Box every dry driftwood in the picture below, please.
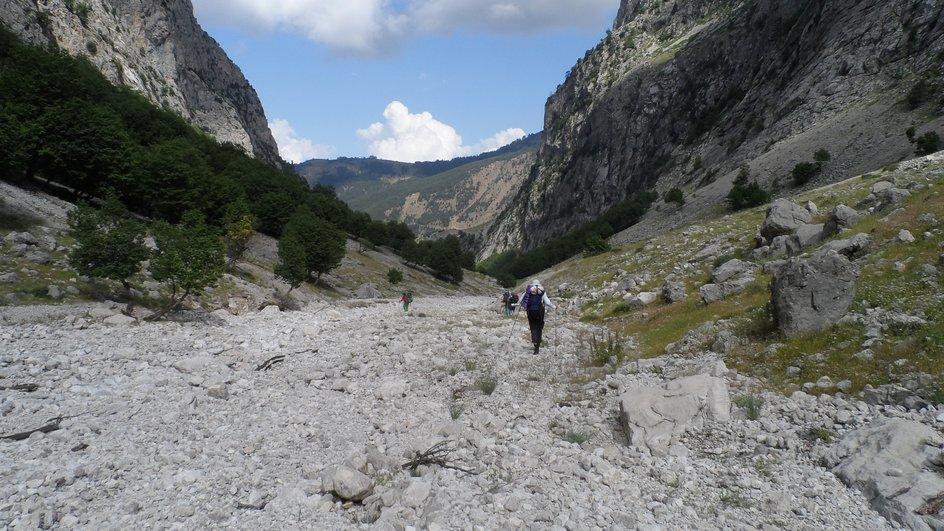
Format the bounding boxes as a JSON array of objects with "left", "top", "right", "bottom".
[
  {"left": 2, "top": 416, "right": 62, "bottom": 441},
  {"left": 401, "top": 441, "right": 476, "bottom": 474},
  {"left": 255, "top": 355, "right": 286, "bottom": 371}
]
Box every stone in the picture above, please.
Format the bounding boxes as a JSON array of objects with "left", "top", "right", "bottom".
[
  {"left": 793, "top": 223, "right": 825, "bottom": 248},
  {"left": 206, "top": 384, "right": 229, "bottom": 400},
  {"left": 819, "top": 233, "right": 872, "bottom": 259},
  {"left": 618, "top": 375, "right": 731, "bottom": 456},
  {"left": 828, "top": 418, "right": 944, "bottom": 530},
  {"left": 624, "top": 291, "right": 658, "bottom": 307},
  {"left": 331, "top": 466, "right": 374, "bottom": 501},
  {"left": 897, "top": 229, "right": 916, "bottom": 243},
  {"left": 770, "top": 250, "right": 858, "bottom": 335},
  {"left": 711, "top": 259, "right": 753, "bottom": 284},
  {"left": 871, "top": 181, "right": 895, "bottom": 194},
  {"left": 103, "top": 314, "right": 136, "bottom": 326},
  {"left": 661, "top": 280, "right": 687, "bottom": 303},
  {"left": 46, "top": 285, "right": 62, "bottom": 299},
  {"left": 877, "top": 188, "right": 911, "bottom": 210},
  {"left": 761, "top": 199, "right": 813, "bottom": 239},
  {"left": 699, "top": 275, "right": 754, "bottom": 304},
  {"left": 356, "top": 283, "right": 383, "bottom": 299},
  {"left": 0, "top": 272, "right": 18, "bottom": 283},
  {"left": 401, "top": 480, "right": 431, "bottom": 508},
  {"left": 805, "top": 201, "right": 819, "bottom": 214},
  {"left": 768, "top": 234, "right": 801, "bottom": 258},
  {"left": 823, "top": 205, "right": 860, "bottom": 236}
]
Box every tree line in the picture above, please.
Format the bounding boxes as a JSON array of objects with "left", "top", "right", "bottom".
[{"left": 0, "top": 27, "right": 470, "bottom": 291}]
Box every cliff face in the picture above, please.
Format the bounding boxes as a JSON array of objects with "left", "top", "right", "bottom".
[
  {"left": 482, "top": 0, "right": 944, "bottom": 256},
  {"left": 1, "top": 0, "right": 280, "bottom": 163}
]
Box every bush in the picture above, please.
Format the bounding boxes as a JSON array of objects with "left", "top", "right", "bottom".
[
  {"left": 664, "top": 187, "right": 685, "bottom": 205},
  {"left": 813, "top": 148, "right": 831, "bottom": 163},
  {"left": 907, "top": 79, "right": 934, "bottom": 109},
  {"left": 727, "top": 169, "right": 770, "bottom": 211},
  {"left": 733, "top": 394, "right": 765, "bottom": 420},
  {"left": 791, "top": 162, "right": 821, "bottom": 186},
  {"left": 149, "top": 211, "right": 225, "bottom": 319},
  {"left": 476, "top": 376, "right": 497, "bottom": 395},
  {"left": 915, "top": 131, "right": 942, "bottom": 156},
  {"left": 274, "top": 233, "right": 308, "bottom": 293},
  {"left": 387, "top": 268, "right": 403, "bottom": 284},
  {"left": 67, "top": 192, "right": 148, "bottom": 296},
  {"left": 906, "top": 126, "right": 917, "bottom": 142},
  {"left": 589, "top": 331, "right": 626, "bottom": 367},
  {"left": 221, "top": 200, "right": 254, "bottom": 267},
  {"left": 583, "top": 234, "right": 611, "bottom": 257}
]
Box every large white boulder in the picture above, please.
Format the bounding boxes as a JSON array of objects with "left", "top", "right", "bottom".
[{"left": 618, "top": 375, "right": 731, "bottom": 456}]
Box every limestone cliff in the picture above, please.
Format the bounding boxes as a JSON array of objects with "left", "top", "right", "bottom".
[
  {"left": 482, "top": 0, "right": 944, "bottom": 256},
  {"left": 1, "top": 0, "right": 280, "bottom": 163}
]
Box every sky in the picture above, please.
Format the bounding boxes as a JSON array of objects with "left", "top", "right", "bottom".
[{"left": 192, "top": 0, "right": 619, "bottom": 163}]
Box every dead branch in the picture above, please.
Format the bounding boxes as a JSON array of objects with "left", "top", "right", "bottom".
[
  {"left": 2, "top": 416, "right": 62, "bottom": 441},
  {"left": 0, "top": 383, "right": 39, "bottom": 392},
  {"left": 255, "top": 355, "right": 286, "bottom": 371},
  {"left": 401, "top": 440, "right": 477, "bottom": 475}
]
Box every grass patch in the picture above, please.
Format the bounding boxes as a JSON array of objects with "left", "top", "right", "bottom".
[
  {"left": 476, "top": 376, "right": 497, "bottom": 396},
  {"left": 449, "top": 401, "right": 465, "bottom": 420},
  {"left": 807, "top": 426, "right": 834, "bottom": 443},
  {"left": 733, "top": 394, "right": 765, "bottom": 420},
  {"left": 719, "top": 490, "right": 752, "bottom": 508},
  {"left": 563, "top": 430, "right": 590, "bottom": 445},
  {"left": 588, "top": 331, "right": 627, "bottom": 366}
]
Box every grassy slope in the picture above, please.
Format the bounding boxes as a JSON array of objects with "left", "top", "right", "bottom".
[{"left": 541, "top": 155, "right": 944, "bottom": 395}]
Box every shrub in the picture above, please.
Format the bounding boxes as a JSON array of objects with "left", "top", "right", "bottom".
[
  {"left": 813, "top": 148, "right": 831, "bottom": 163},
  {"left": 915, "top": 131, "right": 942, "bottom": 156},
  {"left": 907, "top": 79, "right": 934, "bottom": 109},
  {"left": 149, "top": 210, "right": 225, "bottom": 319},
  {"left": 906, "top": 126, "right": 917, "bottom": 142},
  {"left": 589, "top": 331, "right": 625, "bottom": 367},
  {"left": 727, "top": 168, "right": 770, "bottom": 211},
  {"left": 85, "top": 41, "right": 97, "bottom": 55},
  {"left": 476, "top": 376, "right": 497, "bottom": 395},
  {"left": 733, "top": 394, "right": 765, "bottom": 420},
  {"left": 791, "top": 162, "right": 821, "bottom": 186},
  {"left": 563, "top": 430, "right": 590, "bottom": 445},
  {"left": 583, "top": 234, "right": 612, "bottom": 257},
  {"left": 664, "top": 187, "right": 685, "bottom": 205},
  {"left": 387, "top": 268, "right": 403, "bottom": 284},
  {"left": 67, "top": 192, "right": 148, "bottom": 297},
  {"left": 221, "top": 200, "right": 254, "bottom": 267}
]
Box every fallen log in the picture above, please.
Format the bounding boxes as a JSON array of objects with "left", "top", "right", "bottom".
[{"left": 2, "top": 416, "right": 62, "bottom": 441}]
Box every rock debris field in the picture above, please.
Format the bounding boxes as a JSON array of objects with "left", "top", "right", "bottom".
[{"left": 1, "top": 297, "right": 942, "bottom": 530}]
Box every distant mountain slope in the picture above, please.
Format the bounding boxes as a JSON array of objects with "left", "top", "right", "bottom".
[
  {"left": 0, "top": 0, "right": 280, "bottom": 163},
  {"left": 295, "top": 133, "right": 541, "bottom": 238},
  {"left": 482, "top": 0, "right": 944, "bottom": 256}
]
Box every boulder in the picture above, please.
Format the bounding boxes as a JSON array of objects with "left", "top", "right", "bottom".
[
  {"left": 818, "top": 233, "right": 872, "bottom": 259},
  {"left": 699, "top": 276, "right": 754, "bottom": 304},
  {"left": 770, "top": 250, "right": 858, "bottom": 335},
  {"left": 661, "top": 281, "right": 687, "bottom": 303},
  {"left": 619, "top": 375, "right": 730, "bottom": 456},
  {"left": 823, "top": 205, "right": 860, "bottom": 236},
  {"left": 401, "top": 480, "right": 431, "bottom": 508},
  {"left": 331, "top": 466, "right": 374, "bottom": 501},
  {"left": 793, "top": 223, "right": 825, "bottom": 248},
  {"left": 871, "top": 181, "right": 895, "bottom": 194},
  {"left": 46, "top": 285, "right": 62, "bottom": 299},
  {"left": 624, "top": 291, "right": 658, "bottom": 307},
  {"left": 761, "top": 199, "right": 813, "bottom": 239},
  {"left": 877, "top": 188, "right": 911, "bottom": 210},
  {"left": 711, "top": 259, "right": 753, "bottom": 284},
  {"left": 827, "top": 418, "right": 944, "bottom": 530},
  {"left": 355, "top": 283, "right": 382, "bottom": 299},
  {"left": 0, "top": 272, "right": 18, "bottom": 284},
  {"left": 768, "top": 234, "right": 801, "bottom": 258},
  {"left": 898, "top": 229, "right": 916, "bottom": 243}
]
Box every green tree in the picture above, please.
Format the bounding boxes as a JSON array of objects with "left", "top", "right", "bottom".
[
  {"left": 791, "top": 162, "right": 821, "bottom": 186},
  {"left": 148, "top": 210, "right": 225, "bottom": 319},
  {"left": 727, "top": 169, "right": 770, "bottom": 211},
  {"left": 0, "top": 108, "right": 27, "bottom": 180},
  {"left": 664, "top": 187, "right": 685, "bottom": 206},
  {"left": 253, "top": 191, "right": 296, "bottom": 237},
  {"left": 583, "top": 234, "right": 612, "bottom": 256},
  {"left": 124, "top": 138, "right": 211, "bottom": 222},
  {"left": 221, "top": 199, "right": 255, "bottom": 268},
  {"left": 387, "top": 268, "right": 404, "bottom": 284},
  {"left": 67, "top": 192, "right": 148, "bottom": 304},
  {"left": 813, "top": 148, "right": 831, "bottom": 163},
  {"left": 282, "top": 205, "right": 346, "bottom": 282},
  {"left": 915, "top": 131, "right": 942, "bottom": 156},
  {"left": 274, "top": 233, "right": 308, "bottom": 293},
  {"left": 35, "top": 99, "right": 129, "bottom": 196}
]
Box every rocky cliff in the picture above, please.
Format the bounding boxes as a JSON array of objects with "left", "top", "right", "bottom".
[
  {"left": 482, "top": 0, "right": 944, "bottom": 256},
  {"left": 1, "top": 0, "right": 280, "bottom": 163}
]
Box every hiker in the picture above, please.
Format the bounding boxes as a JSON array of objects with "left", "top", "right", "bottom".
[
  {"left": 519, "top": 279, "right": 555, "bottom": 354},
  {"left": 400, "top": 291, "right": 413, "bottom": 312},
  {"left": 501, "top": 290, "right": 515, "bottom": 316},
  {"left": 508, "top": 292, "right": 519, "bottom": 317}
]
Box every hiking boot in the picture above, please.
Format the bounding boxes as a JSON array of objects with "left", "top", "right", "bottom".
[{"left": 533, "top": 344, "right": 540, "bottom": 355}]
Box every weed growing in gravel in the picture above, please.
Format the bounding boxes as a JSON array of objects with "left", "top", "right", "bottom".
[
  {"left": 589, "top": 331, "right": 625, "bottom": 366},
  {"left": 808, "top": 426, "right": 834, "bottom": 443},
  {"left": 734, "top": 394, "right": 764, "bottom": 420},
  {"left": 476, "top": 376, "right": 497, "bottom": 395},
  {"left": 563, "top": 430, "right": 590, "bottom": 445},
  {"left": 720, "top": 490, "right": 752, "bottom": 508},
  {"left": 449, "top": 401, "right": 465, "bottom": 420},
  {"left": 464, "top": 359, "right": 477, "bottom": 371}
]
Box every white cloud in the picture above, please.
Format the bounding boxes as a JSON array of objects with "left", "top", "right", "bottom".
[
  {"left": 357, "top": 101, "right": 525, "bottom": 162},
  {"left": 193, "top": 0, "right": 617, "bottom": 55},
  {"left": 270, "top": 119, "right": 336, "bottom": 163}
]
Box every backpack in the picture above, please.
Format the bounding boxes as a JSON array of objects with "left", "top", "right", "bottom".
[
  {"left": 527, "top": 289, "right": 545, "bottom": 311},
  {"left": 502, "top": 291, "right": 511, "bottom": 303}
]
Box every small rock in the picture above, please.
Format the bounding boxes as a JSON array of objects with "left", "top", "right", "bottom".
[
  {"left": 897, "top": 229, "right": 916, "bottom": 243},
  {"left": 331, "top": 466, "right": 374, "bottom": 501}
]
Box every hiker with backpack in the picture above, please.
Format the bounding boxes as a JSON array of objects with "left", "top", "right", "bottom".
[
  {"left": 519, "top": 279, "right": 555, "bottom": 354},
  {"left": 400, "top": 291, "right": 413, "bottom": 312},
  {"left": 501, "top": 290, "right": 519, "bottom": 316}
]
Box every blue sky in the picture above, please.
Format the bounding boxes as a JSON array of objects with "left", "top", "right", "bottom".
[{"left": 193, "top": 1, "right": 618, "bottom": 162}]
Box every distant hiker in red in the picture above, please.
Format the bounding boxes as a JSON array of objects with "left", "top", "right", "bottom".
[
  {"left": 400, "top": 291, "right": 413, "bottom": 312},
  {"left": 520, "top": 279, "right": 555, "bottom": 354}
]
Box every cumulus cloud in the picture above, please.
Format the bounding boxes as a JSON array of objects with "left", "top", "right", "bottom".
[
  {"left": 270, "top": 119, "right": 336, "bottom": 163},
  {"left": 357, "top": 101, "right": 525, "bottom": 162},
  {"left": 193, "top": 0, "right": 616, "bottom": 55}
]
